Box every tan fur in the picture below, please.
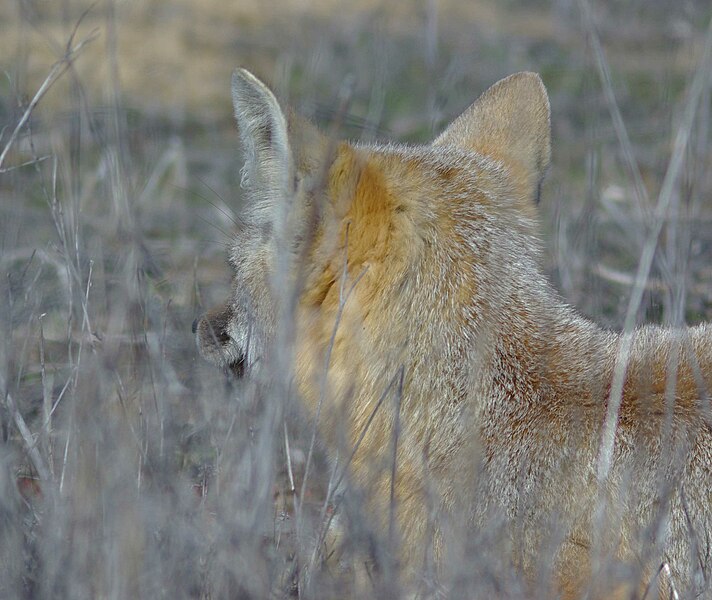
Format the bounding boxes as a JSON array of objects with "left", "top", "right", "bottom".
[{"left": 196, "top": 69, "right": 712, "bottom": 598}]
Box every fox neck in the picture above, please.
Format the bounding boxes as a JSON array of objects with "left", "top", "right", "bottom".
[{"left": 474, "top": 274, "right": 615, "bottom": 424}]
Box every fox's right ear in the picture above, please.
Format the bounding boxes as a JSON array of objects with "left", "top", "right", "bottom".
[
  {"left": 231, "top": 68, "right": 292, "bottom": 199},
  {"left": 433, "top": 72, "right": 551, "bottom": 205}
]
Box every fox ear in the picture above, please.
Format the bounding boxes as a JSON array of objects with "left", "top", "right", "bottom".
[
  {"left": 231, "top": 68, "right": 292, "bottom": 196},
  {"left": 434, "top": 72, "right": 551, "bottom": 203}
]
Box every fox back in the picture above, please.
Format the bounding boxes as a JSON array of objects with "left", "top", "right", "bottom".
[{"left": 196, "top": 69, "right": 712, "bottom": 599}]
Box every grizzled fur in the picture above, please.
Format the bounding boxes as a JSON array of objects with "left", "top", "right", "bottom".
[{"left": 196, "top": 69, "right": 712, "bottom": 599}]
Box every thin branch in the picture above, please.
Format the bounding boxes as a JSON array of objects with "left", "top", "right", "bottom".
[
  {"left": 1, "top": 374, "right": 51, "bottom": 481},
  {"left": 0, "top": 154, "right": 51, "bottom": 173},
  {"left": 577, "top": 0, "right": 673, "bottom": 284},
  {"left": 297, "top": 254, "right": 369, "bottom": 523},
  {"left": 388, "top": 366, "right": 405, "bottom": 551},
  {"left": 596, "top": 14, "right": 712, "bottom": 485},
  {"left": 283, "top": 421, "right": 296, "bottom": 495},
  {"left": 577, "top": 0, "right": 651, "bottom": 223},
  {"left": 591, "top": 263, "right": 712, "bottom": 297},
  {"left": 308, "top": 366, "right": 405, "bottom": 572},
  {"left": 0, "top": 30, "right": 98, "bottom": 171},
  {"left": 38, "top": 313, "right": 55, "bottom": 479}
]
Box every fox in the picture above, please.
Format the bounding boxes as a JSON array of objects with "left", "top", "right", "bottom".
[{"left": 195, "top": 68, "right": 712, "bottom": 598}]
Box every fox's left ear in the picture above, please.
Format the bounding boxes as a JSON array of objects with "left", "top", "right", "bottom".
[
  {"left": 232, "top": 68, "right": 293, "bottom": 200},
  {"left": 433, "top": 72, "right": 551, "bottom": 204}
]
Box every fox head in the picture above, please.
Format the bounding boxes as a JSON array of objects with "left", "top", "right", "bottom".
[{"left": 195, "top": 68, "right": 551, "bottom": 389}]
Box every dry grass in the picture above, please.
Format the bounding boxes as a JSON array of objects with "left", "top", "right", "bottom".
[{"left": 1, "top": 0, "right": 712, "bottom": 598}]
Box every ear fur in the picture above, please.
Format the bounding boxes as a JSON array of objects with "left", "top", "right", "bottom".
[
  {"left": 433, "top": 72, "right": 551, "bottom": 203},
  {"left": 231, "top": 68, "right": 292, "bottom": 195}
]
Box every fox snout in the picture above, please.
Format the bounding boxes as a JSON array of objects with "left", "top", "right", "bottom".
[{"left": 194, "top": 303, "right": 246, "bottom": 377}]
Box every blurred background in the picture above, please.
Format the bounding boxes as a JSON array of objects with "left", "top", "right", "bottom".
[{"left": 1, "top": 0, "right": 711, "bottom": 597}]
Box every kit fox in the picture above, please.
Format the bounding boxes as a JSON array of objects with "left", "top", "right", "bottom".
[{"left": 196, "top": 68, "right": 712, "bottom": 598}]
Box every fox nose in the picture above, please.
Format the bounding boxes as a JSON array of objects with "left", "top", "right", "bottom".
[{"left": 191, "top": 317, "right": 200, "bottom": 334}]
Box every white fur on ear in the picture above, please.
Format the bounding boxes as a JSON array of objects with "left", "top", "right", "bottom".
[{"left": 231, "top": 68, "right": 292, "bottom": 197}]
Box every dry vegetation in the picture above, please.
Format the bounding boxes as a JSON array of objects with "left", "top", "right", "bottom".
[{"left": 1, "top": 0, "right": 712, "bottom": 597}]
